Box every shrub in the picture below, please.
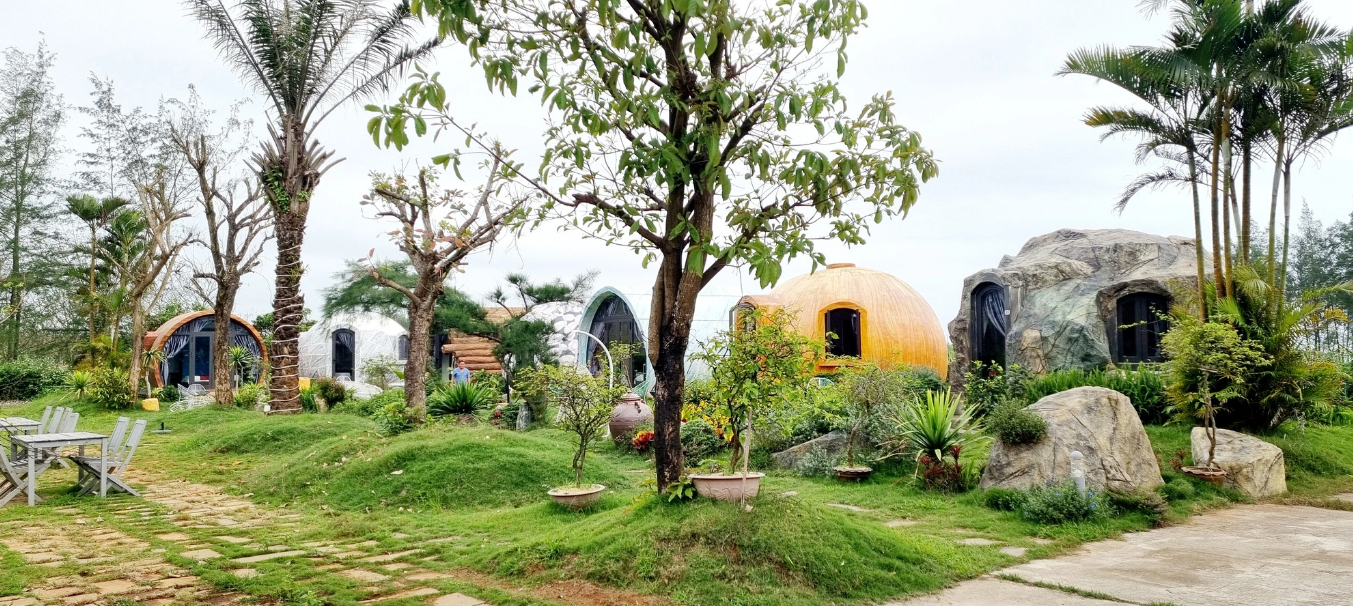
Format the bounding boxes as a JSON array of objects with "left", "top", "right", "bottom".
[
  {"left": 962, "top": 362, "right": 1030, "bottom": 417},
  {"left": 981, "top": 488, "right": 1026, "bottom": 511},
  {"left": 314, "top": 377, "right": 347, "bottom": 404},
  {"left": 331, "top": 389, "right": 400, "bottom": 418},
  {"left": 360, "top": 354, "right": 401, "bottom": 390},
  {"left": 986, "top": 401, "right": 1047, "bottom": 445},
  {"left": 878, "top": 390, "right": 984, "bottom": 467},
  {"left": 794, "top": 444, "right": 841, "bottom": 477},
  {"left": 234, "top": 382, "right": 265, "bottom": 409},
  {"left": 373, "top": 398, "right": 417, "bottom": 436},
  {"left": 1157, "top": 478, "right": 1196, "bottom": 501},
  {"left": 1106, "top": 488, "right": 1169, "bottom": 526},
  {"left": 1023, "top": 367, "right": 1169, "bottom": 425},
  {"left": 471, "top": 370, "right": 506, "bottom": 395},
  {"left": 299, "top": 386, "right": 318, "bottom": 412},
  {"left": 155, "top": 384, "right": 181, "bottom": 403},
  {"left": 0, "top": 358, "right": 67, "bottom": 400},
  {"left": 66, "top": 371, "right": 93, "bottom": 400},
  {"left": 631, "top": 430, "right": 654, "bottom": 452},
  {"left": 88, "top": 367, "right": 132, "bottom": 410},
  {"left": 680, "top": 418, "right": 724, "bottom": 463},
  {"left": 1021, "top": 481, "right": 1110, "bottom": 524},
  {"left": 427, "top": 382, "right": 497, "bottom": 417}
]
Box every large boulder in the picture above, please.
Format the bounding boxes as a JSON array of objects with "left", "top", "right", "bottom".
[
  {"left": 981, "top": 386, "right": 1164, "bottom": 491},
  {"left": 949, "top": 228, "right": 1202, "bottom": 381},
  {"left": 1190, "top": 428, "right": 1287, "bottom": 499},
  {"left": 772, "top": 431, "right": 857, "bottom": 469}
]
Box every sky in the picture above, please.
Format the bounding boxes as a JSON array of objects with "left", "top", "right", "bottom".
[{"left": 7, "top": 0, "right": 1353, "bottom": 336}]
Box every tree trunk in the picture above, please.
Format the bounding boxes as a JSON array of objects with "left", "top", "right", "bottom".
[
  {"left": 6, "top": 198, "right": 19, "bottom": 361},
  {"left": 1221, "top": 138, "right": 1234, "bottom": 299},
  {"left": 268, "top": 210, "right": 306, "bottom": 413},
  {"left": 1209, "top": 120, "right": 1226, "bottom": 298},
  {"left": 1268, "top": 135, "right": 1284, "bottom": 283},
  {"left": 1280, "top": 161, "right": 1293, "bottom": 301},
  {"left": 213, "top": 284, "right": 239, "bottom": 407},
  {"left": 1188, "top": 151, "right": 1208, "bottom": 321},
  {"left": 1241, "top": 143, "right": 1252, "bottom": 263},
  {"left": 88, "top": 226, "right": 99, "bottom": 352},
  {"left": 127, "top": 299, "right": 147, "bottom": 404},
  {"left": 404, "top": 294, "right": 436, "bottom": 421}
]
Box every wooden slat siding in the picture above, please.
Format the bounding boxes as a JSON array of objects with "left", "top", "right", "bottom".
[{"left": 437, "top": 305, "right": 522, "bottom": 374}]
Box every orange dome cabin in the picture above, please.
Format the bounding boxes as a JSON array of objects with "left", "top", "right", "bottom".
[
  {"left": 735, "top": 263, "right": 948, "bottom": 379},
  {"left": 142, "top": 310, "right": 267, "bottom": 389}
]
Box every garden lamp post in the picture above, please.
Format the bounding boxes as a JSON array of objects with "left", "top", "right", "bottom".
[
  {"left": 1070, "top": 450, "right": 1087, "bottom": 495},
  {"left": 571, "top": 330, "right": 613, "bottom": 390}
]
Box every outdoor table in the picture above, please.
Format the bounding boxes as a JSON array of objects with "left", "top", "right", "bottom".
[
  {"left": 0, "top": 417, "right": 41, "bottom": 460},
  {"left": 9, "top": 432, "right": 108, "bottom": 505}
]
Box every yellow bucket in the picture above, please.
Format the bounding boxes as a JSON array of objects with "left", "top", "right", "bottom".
[
  {"left": 141, "top": 398, "right": 160, "bottom": 412},
  {"left": 299, "top": 377, "right": 311, "bottom": 390}
]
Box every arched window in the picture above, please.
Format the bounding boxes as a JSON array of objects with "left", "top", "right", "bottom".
[
  {"left": 970, "top": 282, "right": 1008, "bottom": 368},
  {"left": 824, "top": 308, "right": 862, "bottom": 357},
  {"left": 397, "top": 335, "right": 410, "bottom": 361},
  {"left": 333, "top": 329, "right": 356, "bottom": 379},
  {"left": 1115, "top": 293, "right": 1169, "bottom": 363},
  {"left": 587, "top": 295, "right": 647, "bottom": 386}
]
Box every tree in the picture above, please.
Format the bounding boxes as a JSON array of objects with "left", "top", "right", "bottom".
[
  {"left": 187, "top": 0, "right": 440, "bottom": 413},
  {"left": 120, "top": 181, "right": 193, "bottom": 402},
  {"left": 168, "top": 90, "right": 273, "bottom": 407},
  {"left": 377, "top": 0, "right": 937, "bottom": 489},
  {"left": 0, "top": 43, "right": 65, "bottom": 360},
  {"left": 361, "top": 164, "right": 526, "bottom": 418},
  {"left": 65, "top": 195, "right": 131, "bottom": 363}
]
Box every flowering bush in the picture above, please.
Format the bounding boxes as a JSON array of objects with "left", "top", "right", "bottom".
[
  {"left": 1020, "top": 480, "right": 1111, "bottom": 525},
  {"left": 918, "top": 445, "right": 971, "bottom": 492},
  {"left": 631, "top": 430, "right": 654, "bottom": 452}
]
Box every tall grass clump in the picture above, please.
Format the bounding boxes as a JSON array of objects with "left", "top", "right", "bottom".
[{"left": 1023, "top": 367, "right": 1168, "bottom": 424}]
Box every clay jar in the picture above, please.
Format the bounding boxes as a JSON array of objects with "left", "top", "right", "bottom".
[{"left": 609, "top": 390, "right": 652, "bottom": 444}]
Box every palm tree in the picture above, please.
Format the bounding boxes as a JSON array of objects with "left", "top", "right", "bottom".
[
  {"left": 66, "top": 194, "right": 130, "bottom": 357},
  {"left": 187, "top": 0, "right": 438, "bottom": 412}
]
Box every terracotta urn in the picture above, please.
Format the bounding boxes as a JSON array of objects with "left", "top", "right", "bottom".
[
  {"left": 690, "top": 473, "right": 764, "bottom": 502},
  {"left": 609, "top": 391, "right": 652, "bottom": 443},
  {"left": 548, "top": 484, "right": 606, "bottom": 509}
]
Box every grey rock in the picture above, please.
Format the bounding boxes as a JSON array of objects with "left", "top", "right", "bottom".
[
  {"left": 1190, "top": 427, "right": 1287, "bottom": 499},
  {"left": 949, "top": 229, "right": 1204, "bottom": 381},
  {"left": 980, "top": 386, "right": 1164, "bottom": 492},
  {"left": 773, "top": 431, "right": 854, "bottom": 469}
]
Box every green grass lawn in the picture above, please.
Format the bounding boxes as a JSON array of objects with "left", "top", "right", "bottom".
[{"left": 6, "top": 393, "right": 1353, "bottom": 606}]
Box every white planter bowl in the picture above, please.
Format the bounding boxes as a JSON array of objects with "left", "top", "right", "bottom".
[
  {"left": 548, "top": 484, "right": 606, "bottom": 509},
  {"left": 690, "top": 473, "right": 764, "bottom": 502}
]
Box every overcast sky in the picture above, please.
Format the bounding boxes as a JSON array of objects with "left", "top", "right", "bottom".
[{"left": 8, "top": 1, "right": 1353, "bottom": 334}]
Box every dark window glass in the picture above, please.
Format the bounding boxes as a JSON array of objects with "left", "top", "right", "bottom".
[
  {"left": 333, "top": 329, "right": 356, "bottom": 376},
  {"left": 825, "top": 308, "right": 862, "bottom": 357},
  {"left": 588, "top": 295, "right": 646, "bottom": 384},
  {"left": 1115, "top": 293, "right": 1169, "bottom": 363},
  {"left": 397, "top": 335, "right": 409, "bottom": 361},
  {"left": 971, "top": 283, "right": 1008, "bottom": 368},
  {"left": 193, "top": 336, "right": 212, "bottom": 380}
]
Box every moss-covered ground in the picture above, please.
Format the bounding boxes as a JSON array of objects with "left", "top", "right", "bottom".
[{"left": 4, "top": 393, "right": 1353, "bottom": 606}]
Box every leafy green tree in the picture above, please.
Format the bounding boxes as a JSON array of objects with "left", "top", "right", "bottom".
[
  {"left": 66, "top": 194, "right": 131, "bottom": 361},
  {"left": 187, "top": 0, "right": 440, "bottom": 412},
  {"left": 0, "top": 43, "right": 65, "bottom": 360},
  {"left": 375, "top": 0, "right": 937, "bottom": 488}
]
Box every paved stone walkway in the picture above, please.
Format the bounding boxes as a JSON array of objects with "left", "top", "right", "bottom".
[
  {"left": 885, "top": 501, "right": 1353, "bottom": 606},
  {"left": 2, "top": 468, "right": 657, "bottom": 606}
]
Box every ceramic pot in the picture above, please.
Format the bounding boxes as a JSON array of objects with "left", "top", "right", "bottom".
[
  {"left": 609, "top": 391, "right": 652, "bottom": 443},
  {"left": 1181, "top": 465, "right": 1227, "bottom": 486},
  {"left": 833, "top": 466, "right": 873, "bottom": 482},
  {"left": 548, "top": 484, "right": 606, "bottom": 509},
  {"left": 690, "top": 473, "right": 764, "bottom": 502}
]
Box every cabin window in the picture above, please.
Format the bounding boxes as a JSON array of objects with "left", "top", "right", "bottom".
[
  {"left": 1115, "top": 293, "right": 1169, "bottom": 363},
  {"left": 588, "top": 295, "right": 647, "bottom": 386},
  {"left": 971, "top": 282, "right": 1008, "bottom": 368},
  {"left": 333, "top": 329, "right": 356, "bottom": 379},
  {"left": 397, "top": 335, "right": 410, "bottom": 361},
  {"left": 824, "top": 308, "right": 862, "bottom": 357}
]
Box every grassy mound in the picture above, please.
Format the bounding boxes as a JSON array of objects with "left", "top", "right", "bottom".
[
  {"left": 240, "top": 424, "right": 637, "bottom": 511},
  {"left": 178, "top": 412, "right": 375, "bottom": 455}
]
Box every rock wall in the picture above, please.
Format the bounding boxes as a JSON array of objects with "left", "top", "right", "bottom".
[{"left": 949, "top": 228, "right": 1203, "bottom": 383}]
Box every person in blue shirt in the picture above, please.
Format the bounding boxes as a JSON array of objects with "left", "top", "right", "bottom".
[{"left": 451, "top": 360, "right": 473, "bottom": 384}]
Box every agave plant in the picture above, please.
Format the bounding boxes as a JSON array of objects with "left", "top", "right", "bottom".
[
  {"left": 880, "top": 389, "right": 986, "bottom": 466},
  {"left": 65, "top": 370, "right": 93, "bottom": 400},
  {"left": 427, "top": 382, "right": 498, "bottom": 417}
]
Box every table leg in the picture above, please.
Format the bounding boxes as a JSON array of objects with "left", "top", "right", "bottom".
[
  {"left": 99, "top": 439, "right": 107, "bottom": 498},
  {"left": 27, "top": 450, "right": 34, "bottom": 506}
]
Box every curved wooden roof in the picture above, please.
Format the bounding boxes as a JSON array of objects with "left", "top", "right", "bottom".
[
  {"left": 143, "top": 310, "right": 267, "bottom": 387},
  {"left": 738, "top": 263, "right": 949, "bottom": 379}
]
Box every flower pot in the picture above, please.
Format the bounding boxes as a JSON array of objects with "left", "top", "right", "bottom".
[
  {"left": 1181, "top": 465, "right": 1227, "bottom": 486},
  {"left": 690, "top": 473, "right": 764, "bottom": 502},
  {"left": 609, "top": 391, "right": 652, "bottom": 445},
  {"left": 833, "top": 466, "right": 873, "bottom": 482},
  {"left": 141, "top": 398, "right": 160, "bottom": 412},
  {"left": 548, "top": 484, "right": 606, "bottom": 509}
]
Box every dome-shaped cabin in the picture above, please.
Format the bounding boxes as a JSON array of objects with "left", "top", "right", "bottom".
[
  {"left": 142, "top": 310, "right": 267, "bottom": 389},
  {"left": 736, "top": 263, "right": 948, "bottom": 378}
]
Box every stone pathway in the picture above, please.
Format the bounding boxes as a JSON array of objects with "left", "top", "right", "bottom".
[
  {"left": 884, "top": 501, "right": 1353, "bottom": 605},
  {"left": 3, "top": 468, "right": 665, "bottom": 606}
]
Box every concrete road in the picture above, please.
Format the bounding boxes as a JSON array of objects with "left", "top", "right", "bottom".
[{"left": 886, "top": 503, "right": 1353, "bottom": 606}]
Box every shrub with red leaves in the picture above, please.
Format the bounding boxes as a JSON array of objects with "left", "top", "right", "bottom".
[{"left": 632, "top": 430, "right": 655, "bottom": 452}]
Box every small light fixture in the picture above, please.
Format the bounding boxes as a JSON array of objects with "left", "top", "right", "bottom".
[
  {"left": 153, "top": 421, "right": 172, "bottom": 434},
  {"left": 1070, "top": 450, "right": 1086, "bottom": 495}
]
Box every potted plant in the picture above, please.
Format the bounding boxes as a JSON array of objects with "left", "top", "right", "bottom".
[
  {"left": 834, "top": 365, "right": 899, "bottom": 481},
  {"left": 691, "top": 309, "right": 820, "bottom": 502},
  {"left": 519, "top": 365, "right": 625, "bottom": 509}
]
